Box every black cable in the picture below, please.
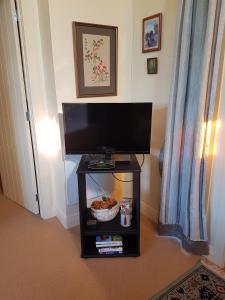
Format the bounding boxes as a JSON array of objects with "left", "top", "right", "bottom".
[
  {"left": 140, "top": 154, "right": 145, "bottom": 168},
  {"left": 112, "top": 154, "right": 145, "bottom": 182},
  {"left": 112, "top": 173, "right": 133, "bottom": 183}
]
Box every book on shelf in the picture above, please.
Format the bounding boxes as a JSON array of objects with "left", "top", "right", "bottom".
[
  {"left": 98, "top": 246, "right": 123, "bottom": 255},
  {"left": 95, "top": 235, "right": 123, "bottom": 247},
  {"left": 98, "top": 246, "right": 123, "bottom": 253},
  {"left": 99, "top": 251, "right": 123, "bottom": 255}
]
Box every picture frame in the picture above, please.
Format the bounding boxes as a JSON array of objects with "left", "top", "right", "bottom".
[
  {"left": 147, "top": 57, "right": 158, "bottom": 74},
  {"left": 142, "top": 13, "right": 162, "bottom": 53},
  {"left": 72, "top": 22, "right": 118, "bottom": 98}
]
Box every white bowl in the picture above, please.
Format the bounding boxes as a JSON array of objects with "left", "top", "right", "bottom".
[{"left": 91, "top": 202, "right": 120, "bottom": 222}]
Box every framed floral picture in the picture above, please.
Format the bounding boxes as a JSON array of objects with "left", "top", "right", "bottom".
[
  {"left": 73, "top": 22, "right": 118, "bottom": 98},
  {"left": 142, "top": 13, "right": 162, "bottom": 53}
]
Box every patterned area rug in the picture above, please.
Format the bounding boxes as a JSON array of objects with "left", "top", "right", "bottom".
[{"left": 150, "top": 263, "right": 225, "bottom": 299}]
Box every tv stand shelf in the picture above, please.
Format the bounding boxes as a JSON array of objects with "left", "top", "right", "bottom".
[
  {"left": 84, "top": 208, "right": 137, "bottom": 236},
  {"left": 78, "top": 155, "right": 141, "bottom": 173},
  {"left": 76, "top": 154, "right": 141, "bottom": 258}
]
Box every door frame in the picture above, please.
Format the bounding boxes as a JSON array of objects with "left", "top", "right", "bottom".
[
  {"left": 14, "top": 0, "right": 66, "bottom": 220},
  {"left": 10, "top": 0, "right": 48, "bottom": 217}
]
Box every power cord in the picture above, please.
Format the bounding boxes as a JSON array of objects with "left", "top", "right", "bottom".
[{"left": 112, "top": 154, "right": 145, "bottom": 183}]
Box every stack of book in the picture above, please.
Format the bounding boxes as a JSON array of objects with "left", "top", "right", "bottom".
[{"left": 95, "top": 235, "right": 123, "bottom": 255}]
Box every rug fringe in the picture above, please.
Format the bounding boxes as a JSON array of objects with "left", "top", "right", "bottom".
[{"left": 149, "top": 260, "right": 225, "bottom": 300}]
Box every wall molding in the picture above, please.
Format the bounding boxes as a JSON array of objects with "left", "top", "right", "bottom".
[
  {"left": 201, "top": 256, "right": 225, "bottom": 277},
  {"left": 141, "top": 201, "right": 158, "bottom": 223}
]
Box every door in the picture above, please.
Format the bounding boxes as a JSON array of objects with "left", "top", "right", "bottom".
[{"left": 0, "top": 0, "right": 39, "bottom": 214}]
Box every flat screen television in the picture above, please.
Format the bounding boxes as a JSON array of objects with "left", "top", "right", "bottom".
[{"left": 62, "top": 103, "right": 152, "bottom": 156}]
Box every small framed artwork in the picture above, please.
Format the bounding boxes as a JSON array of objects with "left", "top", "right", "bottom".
[
  {"left": 142, "top": 13, "right": 162, "bottom": 53},
  {"left": 147, "top": 58, "right": 158, "bottom": 74},
  {"left": 72, "top": 22, "right": 118, "bottom": 98}
]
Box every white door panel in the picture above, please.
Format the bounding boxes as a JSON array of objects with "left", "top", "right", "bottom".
[{"left": 0, "top": 0, "right": 39, "bottom": 214}]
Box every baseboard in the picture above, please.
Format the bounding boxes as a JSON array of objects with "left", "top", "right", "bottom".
[
  {"left": 141, "top": 201, "right": 158, "bottom": 223},
  {"left": 205, "top": 245, "right": 225, "bottom": 269},
  {"left": 201, "top": 256, "right": 225, "bottom": 278},
  {"left": 57, "top": 204, "right": 80, "bottom": 229}
]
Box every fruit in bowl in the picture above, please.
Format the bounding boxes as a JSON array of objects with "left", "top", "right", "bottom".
[
  {"left": 90, "top": 196, "right": 119, "bottom": 222},
  {"left": 91, "top": 196, "right": 117, "bottom": 209}
]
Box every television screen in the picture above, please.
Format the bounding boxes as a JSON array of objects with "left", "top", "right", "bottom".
[{"left": 62, "top": 103, "right": 152, "bottom": 155}]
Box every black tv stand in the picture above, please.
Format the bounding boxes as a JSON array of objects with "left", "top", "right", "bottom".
[{"left": 76, "top": 154, "right": 141, "bottom": 258}]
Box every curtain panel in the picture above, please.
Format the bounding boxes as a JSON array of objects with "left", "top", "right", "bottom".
[{"left": 159, "top": 0, "right": 225, "bottom": 255}]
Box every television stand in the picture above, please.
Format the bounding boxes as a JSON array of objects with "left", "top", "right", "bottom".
[{"left": 76, "top": 154, "right": 141, "bottom": 258}]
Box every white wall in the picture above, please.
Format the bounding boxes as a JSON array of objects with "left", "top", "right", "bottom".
[
  {"left": 18, "top": 0, "right": 225, "bottom": 267},
  {"left": 48, "top": 0, "right": 133, "bottom": 106},
  {"left": 36, "top": 0, "right": 68, "bottom": 224},
  {"left": 131, "top": 0, "right": 179, "bottom": 219},
  {"left": 28, "top": 0, "right": 178, "bottom": 225},
  {"left": 19, "top": 0, "right": 179, "bottom": 226},
  {"left": 45, "top": 0, "right": 134, "bottom": 225},
  {"left": 207, "top": 48, "right": 225, "bottom": 268},
  {"left": 46, "top": 0, "right": 179, "bottom": 224}
]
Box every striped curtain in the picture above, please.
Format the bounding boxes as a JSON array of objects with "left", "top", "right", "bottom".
[{"left": 159, "top": 0, "right": 225, "bottom": 255}]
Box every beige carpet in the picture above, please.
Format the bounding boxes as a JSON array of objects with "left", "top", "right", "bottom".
[{"left": 0, "top": 194, "right": 199, "bottom": 300}]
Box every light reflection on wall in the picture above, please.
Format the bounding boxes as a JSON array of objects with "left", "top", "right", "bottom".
[
  {"left": 212, "top": 120, "right": 221, "bottom": 156},
  {"left": 37, "top": 118, "right": 61, "bottom": 157}
]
